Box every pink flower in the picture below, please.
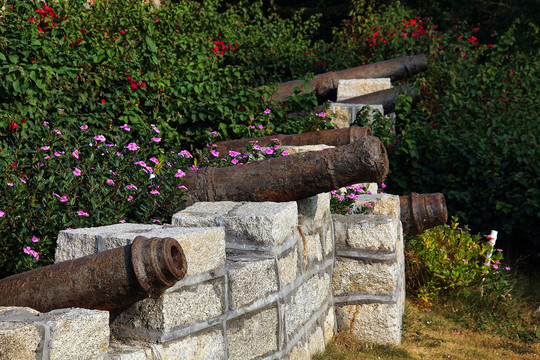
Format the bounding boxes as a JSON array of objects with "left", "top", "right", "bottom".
[
  {"left": 94, "top": 135, "right": 106, "bottom": 142},
  {"left": 80, "top": 125, "right": 88, "bottom": 130},
  {"left": 127, "top": 196, "right": 133, "bottom": 202},
  {"left": 43, "top": 121, "right": 49, "bottom": 126},
  {"left": 264, "top": 109, "right": 271, "bottom": 114},
  {"left": 175, "top": 170, "right": 186, "bottom": 178},
  {"left": 316, "top": 112, "right": 325, "bottom": 117},
  {"left": 151, "top": 137, "right": 161, "bottom": 143},
  {"left": 381, "top": 183, "right": 387, "bottom": 188},
  {"left": 347, "top": 193, "right": 358, "bottom": 200},
  {"left": 72, "top": 149, "right": 79, "bottom": 159},
  {"left": 107, "top": 179, "right": 114, "bottom": 185},
  {"left": 126, "top": 143, "right": 140, "bottom": 151},
  {"left": 253, "top": 145, "right": 261, "bottom": 150},
  {"left": 32, "top": 237, "right": 39, "bottom": 243},
  {"left": 20, "top": 178, "right": 26, "bottom": 184},
  {"left": 229, "top": 150, "right": 241, "bottom": 157},
  {"left": 265, "top": 148, "right": 274, "bottom": 155},
  {"left": 231, "top": 159, "right": 238, "bottom": 165},
  {"left": 7, "top": 183, "right": 13, "bottom": 186},
  {"left": 120, "top": 219, "right": 126, "bottom": 223},
  {"left": 54, "top": 129, "right": 62, "bottom": 135},
  {"left": 189, "top": 165, "right": 198, "bottom": 171},
  {"left": 492, "top": 264, "right": 499, "bottom": 269},
  {"left": 0, "top": 210, "right": 4, "bottom": 217},
  {"left": 150, "top": 190, "right": 160, "bottom": 195},
  {"left": 210, "top": 150, "right": 220, "bottom": 157},
  {"left": 73, "top": 168, "right": 81, "bottom": 176},
  {"left": 126, "top": 184, "right": 138, "bottom": 190},
  {"left": 151, "top": 124, "right": 161, "bottom": 133},
  {"left": 120, "top": 124, "right": 131, "bottom": 131},
  {"left": 41, "top": 146, "right": 50, "bottom": 150},
  {"left": 60, "top": 196, "right": 68, "bottom": 202},
  {"left": 54, "top": 152, "right": 62, "bottom": 157},
  {"left": 281, "top": 151, "right": 289, "bottom": 156},
  {"left": 505, "top": 266, "right": 511, "bottom": 270},
  {"left": 150, "top": 157, "right": 159, "bottom": 164},
  {"left": 258, "top": 125, "right": 263, "bottom": 130},
  {"left": 76, "top": 210, "right": 89, "bottom": 216},
  {"left": 179, "top": 150, "right": 192, "bottom": 158}
]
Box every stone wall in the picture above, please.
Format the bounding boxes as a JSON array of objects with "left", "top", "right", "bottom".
[{"left": 0, "top": 192, "right": 404, "bottom": 359}]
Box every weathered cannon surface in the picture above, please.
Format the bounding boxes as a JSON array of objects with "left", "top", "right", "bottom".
[
  {"left": 312, "top": 84, "right": 420, "bottom": 114},
  {"left": 267, "top": 54, "right": 427, "bottom": 102},
  {"left": 214, "top": 126, "right": 372, "bottom": 155},
  {"left": 400, "top": 192, "right": 447, "bottom": 234},
  {"left": 0, "top": 236, "right": 187, "bottom": 313},
  {"left": 184, "top": 136, "right": 388, "bottom": 205}
]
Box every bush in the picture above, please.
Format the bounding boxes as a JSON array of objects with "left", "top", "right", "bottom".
[{"left": 405, "top": 217, "right": 513, "bottom": 307}]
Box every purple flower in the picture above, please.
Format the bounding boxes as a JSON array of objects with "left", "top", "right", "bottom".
[
  {"left": 73, "top": 168, "right": 81, "bottom": 176},
  {"left": 126, "top": 143, "right": 140, "bottom": 151}
]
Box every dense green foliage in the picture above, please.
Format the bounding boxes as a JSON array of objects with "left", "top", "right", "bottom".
[{"left": 0, "top": 0, "right": 538, "bottom": 275}]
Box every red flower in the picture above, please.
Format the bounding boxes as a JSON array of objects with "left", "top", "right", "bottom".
[
  {"left": 101, "top": 99, "right": 105, "bottom": 104},
  {"left": 8, "top": 122, "right": 17, "bottom": 131},
  {"left": 21, "top": 118, "right": 26, "bottom": 123},
  {"left": 81, "top": 28, "right": 87, "bottom": 34},
  {"left": 119, "top": 30, "right": 126, "bottom": 35}
]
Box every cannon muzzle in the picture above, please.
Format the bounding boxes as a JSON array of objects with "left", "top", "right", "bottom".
[
  {"left": 0, "top": 236, "right": 187, "bottom": 312},
  {"left": 400, "top": 193, "right": 447, "bottom": 234},
  {"left": 214, "top": 126, "right": 372, "bottom": 156},
  {"left": 268, "top": 55, "right": 427, "bottom": 102},
  {"left": 184, "top": 135, "right": 388, "bottom": 204}
]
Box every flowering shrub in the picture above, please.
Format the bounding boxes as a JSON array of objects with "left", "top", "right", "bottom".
[
  {"left": 0, "top": 119, "right": 190, "bottom": 277},
  {"left": 330, "top": 184, "right": 374, "bottom": 215},
  {"left": 405, "top": 217, "right": 513, "bottom": 306}
]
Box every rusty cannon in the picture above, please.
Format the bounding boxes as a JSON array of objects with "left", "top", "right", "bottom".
[
  {"left": 312, "top": 84, "right": 421, "bottom": 115},
  {"left": 183, "top": 135, "right": 388, "bottom": 205},
  {"left": 400, "top": 192, "right": 447, "bottom": 234},
  {"left": 267, "top": 54, "right": 427, "bottom": 102},
  {"left": 0, "top": 236, "right": 187, "bottom": 313},
  {"left": 214, "top": 126, "right": 372, "bottom": 156}
]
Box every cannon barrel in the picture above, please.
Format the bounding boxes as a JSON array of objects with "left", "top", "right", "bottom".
[
  {"left": 268, "top": 54, "right": 427, "bottom": 102},
  {"left": 0, "top": 236, "right": 187, "bottom": 313},
  {"left": 400, "top": 193, "right": 447, "bottom": 235},
  {"left": 312, "top": 84, "right": 420, "bottom": 114},
  {"left": 184, "top": 136, "right": 388, "bottom": 205},
  {"left": 214, "top": 126, "right": 372, "bottom": 156}
]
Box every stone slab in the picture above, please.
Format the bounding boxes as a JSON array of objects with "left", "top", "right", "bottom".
[
  {"left": 163, "top": 327, "right": 225, "bottom": 360},
  {"left": 355, "top": 193, "right": 400, "bottom": 219},
  {"left": 336, "top": 78, "right": 392, "bottom": 101},
  {"left": 332, "top": 257, "right": 399, "bottom": 296},
  {"left": 333, "top": 214, "right": 399, "bottom": 254},
  {"left": 227, "top": 256, "right": 278, "bottom": 310},
  {"left": 227, "top": 307, "right": 279, "bottom": 360},
  {"left": 278, "top": 245, "right": 300, "bottom": 287}
]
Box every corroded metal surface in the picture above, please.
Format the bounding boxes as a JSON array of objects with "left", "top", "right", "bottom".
[
  {"left": 268, "top": 54, "right": 427, "bottom": 101},
  {"left": 400, "top": 193, "right": 448, "bottom": 235},
  {"left": 312, "top": 84, "right": 420, "bottom": 114},
  {"left": 0, "top": 236, "right": 187, "bottom": 312},
  {"left": 214, "top": 126, "right": 372, "bottom": 155},
  {"left": 184, "top": 136, "right": 388, "bottom": 205}
]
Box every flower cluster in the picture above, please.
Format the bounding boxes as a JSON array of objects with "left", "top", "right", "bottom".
[{"left": 330, "top": 184, "right": 374, "bottom": 215}]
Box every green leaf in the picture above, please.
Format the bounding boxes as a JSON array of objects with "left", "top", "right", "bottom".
[
  {"left": 146, "top": 36, "right": 158, "bottom": 53},
  {"left": 8, "top": 54, "right": 19, "bottom": 64}
]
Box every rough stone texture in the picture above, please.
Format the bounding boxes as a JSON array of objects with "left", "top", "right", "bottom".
[
  {"left": 335, "top": 276, "right": 405, "bottom": 346},
  {"left": 336, "top": 78, "right": 392, "bottom": 101},
  {"left": 333, "top": 214, "right": 399, "bottom": 254},
  {"left": 0, "top": 321, "right": 41, "bottom": 360},
  {"left": 284, "top": 273, "right": 330, "bottom": 339},
  {"left": 279, "top": 246, "right": 300, "bottom": 287},
  {"left": 55, "top": 223, "right": 160, "bottom": 261},
  {"left": 108, "top": 342, "right": 163, "bottom": 360},
  {"left": 332, "top": 257, "right": 399, "bottom": 296},
  {"left": 287, "top": 341, "right": 309, "bottom": 360},
  {"left": 163, "top": 327, "right": 226, "bottom": 360},
  {"left": 113, "top": 279, "right": 224, "bottom": 335},
  {"left": 280, "top": 144, "right": 335, "bottom": 155},
  {"left": 355, "top": 193, "right": 400, "bottom": 219},
  {"left": 228, "top": 256, "right": 278, "bottom": 310},
  {"left": 46, "top": 308, "right": 110, "bottom": 360},
  {"left": 323, "top": 306, "right": 336, "bottom": 344},
  {"left": 323, "top": 224, "right": 333, "bottom": 256},
  {"left": 301, "top": 233, "right": 323, "bottom": 270},
  {"left": 173, "top": 201, "right": 298, "bottom": 250},
  {"left": 227, "top": 307, "right": 279, "bottom": 360},
  {"left": 308, "top": 326, "right": 326, "bottom": 357},
  {"left": 326, "top": 103, "right": 354, "bottom": 128},
  {"left": 297, "top": 193, "right": 331, "bottom": 226}
]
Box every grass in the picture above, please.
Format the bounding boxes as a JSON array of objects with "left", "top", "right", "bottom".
[{"left": 315, "top": 273, "right": 540, "bottom": 360}]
